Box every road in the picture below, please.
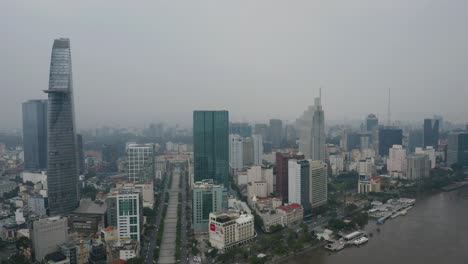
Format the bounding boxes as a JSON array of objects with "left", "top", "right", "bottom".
[
  {"left": 143, "top": 171, "right": 171, "bottom": 264},
  {"left": 179, "top": 167, "right": 189, "bottom": 264}
]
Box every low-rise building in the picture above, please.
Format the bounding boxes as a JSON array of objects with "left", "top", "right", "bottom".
[
  {"left": 209, "top": 211, "right": 255, "bottom": 250},
  {"left": 358, "top": 176, "right": 381, "bottom": 194},
  {"left": 252, "top": 198, "right": 303, "bottom": 232}
]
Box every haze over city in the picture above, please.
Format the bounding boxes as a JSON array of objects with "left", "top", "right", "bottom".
[{"left": 2, "top": 0, "right": 468, "bottom": 129}]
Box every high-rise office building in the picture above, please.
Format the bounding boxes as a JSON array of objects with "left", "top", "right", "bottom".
[
  {"left": 254, "top": 123, "right": 269, "bottom": 143},
  {"left": 252, "top": 134, "right": 263, "bottom": 165},
  {"left": 44, "top": 38, "right": 79, "bottom": 215},
  {"left": 31, "top": 216, "right": 68, "bottom": 262},
  {"left": 22, "top": 99, "right": 48, "bottom": 170},
  {"left": 340, "top": 130, "right": 360, "bottom": 152},
  {"left": 309, "top": 160, "right": 328, "bottom": 209},
  {"left": 192, "top": 180, "right": 224, "bottom": 233},
  {"left": 406, "top": 154, "right": 430, "bottom": 180},
  {"left": 447, "top": 132, "right": 468, "bottom": 166},
  {"left": 115, "top": 190, "right": 141, "bottom": 241},
  {"left": 126, "top": 142, "right": 155, "bottom": 182},
  {"left": 193, "top": 111, "right": 229, "bottom": 186},
  {"left": 275, "top": 151, "right": 304, "bottom": 201},
  {"left": 242, "top": 137, "right": 254, "bottom": 166},
  {"left": 288, "top": 159, "right": 310, "bottom": 207},
  {"left": 415, "top": 147, "right": 436, "bottom": 169},
  {"left": 423, "top": 119, "right": 440, "bottom": 148},
  {"left": 408, "top": 129, "right": 423, "bottom": 152},
  {"left": 366, "top": 114, "right": 379, "bottom": 132},
  {"left": 378, "top": 127, "right": 403, "bottom": 156},
  {"left": 76, "top": 134, "right": 85, "bottom": 174},
  {"left": 229, "top": 134, "right": 243, "bottom": 171},
  {"left": 102, "top": 144, "right": 118, "bottom": 172},
  {"left": 387, "top": 145, "right": 407, "bottom": 177},
  {"left": 269, "top": 119, "right": 283, "bottom": 148},
  {"left": 297, "top": 96, "right": 325, "bottom": 160}
]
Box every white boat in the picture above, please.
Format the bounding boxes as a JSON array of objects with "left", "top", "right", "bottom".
[
  {"left": 353, "top": 237, "right": 369, "bottom": 246},
  {"left": 400, "top": 210, "right": 407, "bottom": 216}
]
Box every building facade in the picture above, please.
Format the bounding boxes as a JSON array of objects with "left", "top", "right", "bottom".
[
  {"left": 275, "top": 152, "right": 304, "bottom": 201},
  {"left": 269, "top": 119, "right": 283, "bottom": 148},
  {"left": 297, "top": 96, "right": 326, "bottom": 160},
  {"left": 387, "top": 145, "right": 407, "bottom": 177},
  {"left": 192, "top": 180, "right": 224, "bottom": 233},
  {"left": 309, "top": 160, "right": 328, "bottom": 208},
  {"left": 378, "top": 127, "right": 403, "bottom": 156},
  {"left": 209, "top": 212, "right": 255, "bottom": 250},
  {"left": 22, "top": 99, "right": 48, "bottom": 170},
  {"left": 44, "top": 38, "right": 79, "bottom": 216},
  {"left": 229, "top": 134, "right": 243, "bottom": 171},
  {"left": 447, "top": 132, "right": 468, "bottom": 166},
  {"left": 423, "top": 118, "right": 439, "bottom": 148},
  {"left": 31, "top": 216, "right": 68, "bottom": 262},
  {"left": 406, "top": 154, "right": 431, "bottom": 180},
  {"left": 252, "top": 134, "right": 263, "bottom": 165},
  {"left": 126, "top": 143, "right": 155, "bottom": 182},
  {"left": 193, "top": 111, "right": 229, "bottom": 186}
]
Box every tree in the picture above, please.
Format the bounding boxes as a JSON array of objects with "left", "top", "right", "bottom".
[
  {"left": 269, "top": 224, "right": 283, "bottom": 233},
  {"left": 16, "top": 237, "right": 31, "bottom": 251},
  {"left": 126, "top": 257, "right": 144, "bottom": 264}
]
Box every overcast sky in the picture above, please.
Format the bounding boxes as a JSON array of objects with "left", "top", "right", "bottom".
[{"left": 2, "top": 0, "right": 468, "bottom": 129}]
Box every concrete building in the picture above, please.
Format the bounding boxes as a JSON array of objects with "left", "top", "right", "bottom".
[
  {"left": 252, "top": 134, "right": 263, "bottom": 165},
  {"left": 45, "top": 252, "right": 70, "bottom": 264},
  {"left": 31, "top": 216, "right": 68, "bottom": 262},
  {"left": 245, "top": 165, "right": 274, "bottom": 196},
  {"left": 193, "top": 111, "right": 229, "bottom": 186},
  {"left": 288, "top": 159, "right": 310, "bottom": 207},
  {"left": 229, "top": 134, "right": 243, "bottom": 171},
  {"left": 44, "top": 38, "right": 79, "bottom": 216},
  {"left": 69, "top": 199, "right": 107, "bottom": 234},
  {"left": 209, "top": 211, "right": 255, "bottom": 250},
  {"left": 247, "top": 181, "right": 268, "bottom": 200},
  {"left": 329, "top": 154, "right": 344, "bottom": 176},
  {"left": 252, "top": 198, "right": 303, "bottom": 232},
  {"left": 358, "top": 158, "right": 375, "bottom": 177},
  {"left": 126, "top": 143, "right": 155, "bottom": 182},
  {"left": 309, "top": 160, "right": 328, "bottom": 209},
  {"left": 447, "top": 132, "right": 468, "bottom": 166},
  {"left": 297, "top": 96, "right": 326, "bottom": 160},
  {"left": 254, "top": 123, "right": 269, "bottom": 144},
  {"left": 415, "top": 147, "right": 436, "bottom": 169},
  {"left": 115, "top": 190, "right": 141, "bottom": 241},
  {"left": 406, "top": 154, "right": 431, "bottom": 180},
  {"left": 28, "top": 194, "right": 48, "bottom": 216},
  {"left": 0, "top": 181, "right": 17, "bottom": 197},
  {"left": 358, "top": 176, "right": 381, "bottom": 194},
  {"left": 22, "top": 99, "right": 48, "bottom": 171},
  {"left": 192, "top": 180, "right": 224, "bottom": 233},
  {"left": 387, "top": 145, "right": 407, "bottom": 178},
  {"left": 229, "top": 122, "right": 252, "bottom": 137},
  {"left": 59, "top": 241, "right": 80, "bottom": 264},
  {"left": 242, "top": 137, "right": 254, "bottom": 166},
  {"left": 275, "top": 152, "right": 304, "bottom": 201}
]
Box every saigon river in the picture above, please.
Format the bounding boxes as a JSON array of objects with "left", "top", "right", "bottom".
[{"left": 289, "top": 186, "right": 468, "bottom": 264}]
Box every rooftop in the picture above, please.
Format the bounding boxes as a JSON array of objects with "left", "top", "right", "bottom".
[{"left": 73, "top": 199, "right": 107, "bottom": 215}]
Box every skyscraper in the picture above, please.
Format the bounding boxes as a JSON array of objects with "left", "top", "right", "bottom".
[
  {"left": 22, "top": 99, "right": 48, "bottom": 170},
  {"left": 288, "top": 159, "right": 310, "bottom": 207},
  {"left": 76, "top": 134, "right": 85, "bottom": 174},
  {"left": 406, "top": 154, "right": 430, "bottom": 180},
  {"left": 297, "top": 96, "right": 325, "bottom": 160},
  {"left": 252, "top": 134, "right": 263, "bottom": 165},
  {"left": 378, "top": 127, "right": 403, "bottom": 156},
  {"left": 193, "top": 111, "right": 229, "bottom": 186},
  {"left": 126, "top": 142, "right": 155, "bottom": 182},
  {"left": 229, "top": 134, "right": 244, "bottom": 171},
  {"left": 44, "top": 38, "right": 79, "bottom": 215},
  {"left": 447, "top": 132, "right": 468, "bottom": 166},
  {"left": 309, "top": 160, "right": 328, "bottom": 209},
  {"left": 269, "top": 119, "right": 283, "bottom": 148},
  {"left": 192, "top": 180, "right": 224, "bottom": 233},
  {"left": 276, "top": 151, "right": 304, "bottom": 201},
  {"left": 366, "top": 114, "right": 379, "bottom": 132},
  {"left": 423, "top": 118, "right": 439, "bottom": 148}
]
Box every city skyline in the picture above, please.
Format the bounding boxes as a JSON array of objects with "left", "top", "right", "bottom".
[{"left": 2, "top": 1, "right": 468, "bottom": 129}]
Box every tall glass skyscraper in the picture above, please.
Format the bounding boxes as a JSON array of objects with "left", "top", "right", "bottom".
[
  {"left": 44, "top": 38, "right": 79, "bottom": 215},
  {"left": 193, "top": 110, "right": 229, "bottom": 186},
  {"left": 22, "top": 99, "right": 48, "bottom": 170}
]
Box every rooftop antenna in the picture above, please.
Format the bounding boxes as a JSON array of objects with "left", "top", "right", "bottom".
[{"left": 387, "top": 88, "right": 391, "bottom": 126}]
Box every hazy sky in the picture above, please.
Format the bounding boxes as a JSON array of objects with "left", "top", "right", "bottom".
[{"left": 2, "top": 0, "right": 468, "bottom": 129}]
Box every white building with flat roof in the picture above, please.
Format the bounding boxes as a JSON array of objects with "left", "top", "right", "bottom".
[
  {"left": 387, "top": 145, "right": 407, "bottom": 178},
  {"left": 209, "top": 211, "right": 255, "bottom": 250}
]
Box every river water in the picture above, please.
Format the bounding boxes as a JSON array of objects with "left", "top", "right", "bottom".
[{"left": 289, "top": 187, "right": 468, "bottom": 264}]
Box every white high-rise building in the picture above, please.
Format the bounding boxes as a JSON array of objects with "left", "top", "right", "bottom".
[
  {"left": 309, "top": 160, "right": 328, "bottom": 208},
  {"left": 246, "top": 165, "right": 274, "bottom": 199},
  {"left": 126, "top": 143, "right": 155, "bottom": 182},
  {"left": 297, "top": 95, "right": 325, "bottom": 160},
  {"left": 387, "top": 145, "right": 407, "bottom": 178},
  {"left": 229, "top": 134, "right": 244, "bottom": 171},
  {"left": 252, "top": 134, "right": 263, "bottom": 165},
  {"left": 288, "top": 159, "right": 302, "bottom": 204},
  {"left": 209, "top": 212, "right": 255, "bottom": 250},
  {"left": 406, "top": 154, "right": 431, "bottom": 180},
  {"left": 358, "top": 158, "right": 375, "bottom": 177},
  {"left": 112, "top": 189, "right": 141, "bottom": 242},
  {"left": 415, "top": 146, "right": 436, "bottom": 169}
]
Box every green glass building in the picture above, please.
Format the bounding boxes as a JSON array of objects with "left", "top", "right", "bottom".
[{"left": 193, "top": 110, "right": 229, "bottom": 186}]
